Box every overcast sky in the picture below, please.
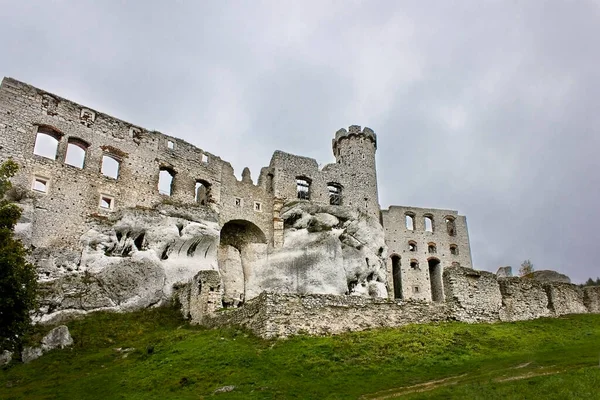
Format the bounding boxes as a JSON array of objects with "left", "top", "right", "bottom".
[{"left": 1, "top": 1, "right": 599, "bottom": 282}]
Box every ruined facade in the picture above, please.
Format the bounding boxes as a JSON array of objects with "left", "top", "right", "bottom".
[{"left": 0, "top": 77, "right": 472, "bottom": 322}]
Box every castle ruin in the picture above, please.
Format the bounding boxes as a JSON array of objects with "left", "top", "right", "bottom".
[{"left": 1, "top": 77, "right": 597, "bottom": 336}]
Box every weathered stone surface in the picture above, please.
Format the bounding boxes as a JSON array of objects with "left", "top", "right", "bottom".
[
  {"left": 41, "top": 325, "right": 73, "bottom": 351},
  {"left": 528, "top": 270, "right": 571, "bottom": 283},
  {"left": 496, "top": 266, "right": 513, "bottom": 277},
  {"left": 583, "top": 286, "right": 600, "bottom": 313},
  {"left": 443, "top": 266, "right": 502, "bottom": 322},
  {"left": 0, "top": 350, "right": 12, "bottom": 366},
  {"left": 545, "top": 283, "right": 587, "bottom": 315},
  {"left": 498, "top": 278, "right": 551, "bottom": 321},
  {"left": 22, "top": 347, "right": 43, "bottom": 363}
]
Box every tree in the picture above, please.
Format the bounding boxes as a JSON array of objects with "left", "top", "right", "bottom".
[
  {"left": 519, "top": 259, "right": 534, "bottom": 277},
  {"left": 0, "top": 160, "right": 37, "bottom": 352}
]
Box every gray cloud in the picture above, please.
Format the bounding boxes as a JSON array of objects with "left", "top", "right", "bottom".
[{"left": 1, "top": 0, "right": 598, "bottom": 282}]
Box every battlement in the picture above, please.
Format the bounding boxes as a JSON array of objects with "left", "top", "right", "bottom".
[{"left": 332, "top": 125, "right": 377, "bottom": 155}]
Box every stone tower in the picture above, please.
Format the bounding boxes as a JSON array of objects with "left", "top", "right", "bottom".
[{"left": 332, "top": 125, "right": 380, "bottom": 219}]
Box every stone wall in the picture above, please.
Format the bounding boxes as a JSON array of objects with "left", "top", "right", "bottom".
[
  {"left": 381, "top": 206, "right": 473, "bottom": 302},
  {"left": 196, "top": 266, "right": 600, "bottom": 339}
]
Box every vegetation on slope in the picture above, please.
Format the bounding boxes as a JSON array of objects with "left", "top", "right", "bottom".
[{"left": 1, "top": 307, "right": 599, "bottom": 399}]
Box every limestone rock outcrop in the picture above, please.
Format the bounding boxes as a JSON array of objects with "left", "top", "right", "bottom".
[
  {"left": 240, "top": 202, "right": 388, "bottom": 300},
  {"left": 31, "top": 205, "right": 220, "bottom": 323}
]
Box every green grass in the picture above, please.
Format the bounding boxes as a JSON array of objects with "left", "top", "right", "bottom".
[{"left": 1, "top": 308, "right": 600, "bottom": 399}]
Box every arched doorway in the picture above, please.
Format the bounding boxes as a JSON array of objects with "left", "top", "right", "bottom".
[
  {"left": 428, "top": 257, "right": 443, "bottom": 302},
  {"left": 391, "top": 254, "right": 402, "bottom": 299},
  {"left": 218, "top": 220, "right": 267, "bottom": 307}
]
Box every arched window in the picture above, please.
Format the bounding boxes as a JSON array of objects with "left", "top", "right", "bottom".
[
  {"left": 405, "top": 212, "right": 415, "bottom": 230},
  {"left": 410, "top": 259, "right": 419, "bottom": 270},
  {"left": 428, "top": 243, "right": 437, "bottom": 254},
  {"left": 408, "top": 241, "right": 417, "bottom": 252},
  {"left": 101, "top": 155, "right": 120, "bottom": 179},
  {"left": 327, "top": 182, "right": 342, "bottom": 205},
  {"left": 450, "top": 244, "right": 459, "bottom": 255},
  {"left": 195, "top": 180, "right": 211, "bottom": 205},
  {"left": 445, "top": 216, "right": 456, "bottom": 236},
  {"left": 64, "top": 138, "right": 89, "bottom": 169},
  {"left": 296, "top": 177, "right": 311, "bottom": 200},
  {"left": 33, "top": 126, "right": 62, "bottom": 160},
  {"left": 424, "top": 215, "right": 434, "bottom": 232},
  {"left": 158, "top": 168, "right": 175, "bottom": 196}
]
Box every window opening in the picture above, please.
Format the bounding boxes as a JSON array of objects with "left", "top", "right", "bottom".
[
  {"left": 254, "top": 202, "right": 262, "bottom": 212},
  {"left": 195, "top": 180, "right": 210, "bottom": 205},
  {"left": 391, "top": 255, "right": 402, "bottom": 299},
  {"left": 405, "top": 213, "right": 414, "bottom": 230},
  {"left": 428, "top": 258, "right": 444, "bottom": 302},
  {"left": 296, "top": 177, "right": 311, "bottom": 200},
  {"left": 410, "top": 259, "right": 419, "bottom": 270},
  {"left": 64, "top": 139, "right": 88, "bottom": 168},
  {"left": 167, "top": 140, "right": 174, "bottom": 150},
  {"left": 413, "top": 286, "right": 420, "bottom": 293},
  {"left": 446, "top": 216, "right": 456, "bottom": 236},
  {"left": 32, "top": 177, "right": 48, "bottom": 193},
  {"left": 408, "top": 241, "right": 417, "bottom": 252},
  {"left": 235, "top": 197, "right": 242, "bottom": 207},
  {"left": 428, "top": 243, "right": 437, "bottom": 254},
  {"left": 201, "top": 154, "right": 209, "bottom": 163},
  {"left": 158, "top": 168, "right": 175, "bottom": 196},
  {"left": 328, "top": 183, "right": 342, "bottom": 205},
  {"left": 101, "top": 155, "right": 120, "bottom": 179},
  {"left": 33, "top": 128, "right": 61, "bottom": 160},
  {"left": 99, "top": 195, "right": 114, "bottom": 210},
  {"left": 424, "top": 215, "right": 433, "bottom": 232},
  {"left": 450, "top": 245, "right": 459, "bottom": 255}
]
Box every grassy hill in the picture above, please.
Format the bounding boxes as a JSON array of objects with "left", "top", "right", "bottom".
[{"left": 1, "top": 306, "right": 599, "bottom": 399}]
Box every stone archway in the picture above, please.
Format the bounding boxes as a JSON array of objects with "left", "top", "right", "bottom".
[{"left": 218, "top": 220, "right": 267, "bottom": 307}]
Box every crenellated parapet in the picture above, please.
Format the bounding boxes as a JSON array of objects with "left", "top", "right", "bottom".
[{"left": 332, "top": 125, "right": 377, "bottom": 155}]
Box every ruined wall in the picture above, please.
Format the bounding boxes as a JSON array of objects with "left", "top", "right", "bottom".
[
  {"left": 198, "top": 266, "right": 600, "bottom": 339},
  {"left": 269, "top": 125, "right": 380, "bottom": 221},
  {"left": 381, "top": 206, "right": 472, "bottom": 301}
]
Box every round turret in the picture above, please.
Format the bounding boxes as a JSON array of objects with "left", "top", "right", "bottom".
[{"left": 331, "top": 125, "right": 380, "bottom": 219}]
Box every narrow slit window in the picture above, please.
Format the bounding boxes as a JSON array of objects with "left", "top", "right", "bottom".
[
  {"left": 32, "top": 177, "right": 49, "bottom": 193},
  {"left": 158, "top": 168, "right": 175, "bottom": 196},
  {"left": 33, "top": 128, "right": 61, "bottom": 160},
  {"left": 64, "top": 139, "right": 88, "bottom": 169},
  {"left": 296, "top": 177, "right": 311, "bottom": 200}
]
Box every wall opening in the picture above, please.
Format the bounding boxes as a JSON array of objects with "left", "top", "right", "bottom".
[
  {"left": 428, "top": 258, "right": 444, "bottom": 302},
  {"left": 405, "top": 213, "right": 415, "bottom": 230},
  {"left": 101, "top": 155, "right": 120, "bottom": 179},
  {"left": 428, "top": 243, "right": 437, "bottom": 254},
  {"left": 296, "top": 177, "right": 311, "bottom": 200},
  {"left": 158, "top": 168, "right": 175, "bottom": 196},
  {"left": 327, "top": 182, "right": 342, "bottom": 205},
  {"left": 408, "top": 241, "right": 417, "bottom": 252},
  {"left": 64, "top": 138, "right": 89, "bottom": 169},
  {"left": 445, "top": 216, "right": 456, "bottom": 236},
  {"left": 410, "top": 259, "right": 419, "bottom": 270},
  {"left": 391, "top": 255, "right": 402, "bottom": 299},
  {"left": 167, "top": 140, "right": 175, "bottom": 150},
  {"left": 195, "top": 180, "right": 211, "bottom": 205},
  {"left": 33, "top": 127, "right": 61, "bottom": 160},
  {"left": 32, "top": 176, "right": 49, "bottom": 193},
  {"left": 424, "top": 215, "right": 434, "bottom": 232},
  {"left": 99, "top": 194, "right": 114, "bottom": 210},
  {"left": 450, "top": 244, "right": 459, "bottom": 255}
]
